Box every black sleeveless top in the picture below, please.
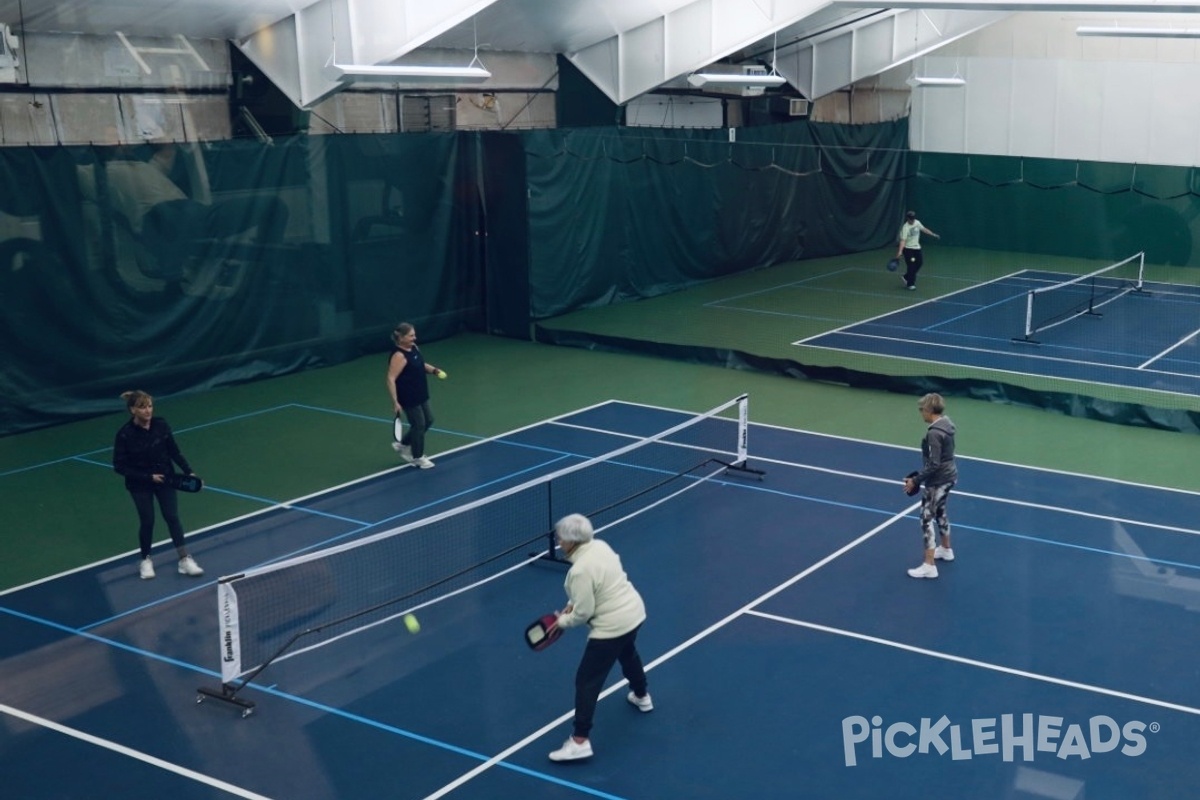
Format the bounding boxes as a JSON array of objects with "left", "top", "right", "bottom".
[{"left": 391, "top": 345, "right": 429, "bottom": 407}]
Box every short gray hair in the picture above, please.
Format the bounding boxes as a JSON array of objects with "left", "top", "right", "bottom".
[{"left": 555, "top": 513, "right": 594, "bottom": 544}]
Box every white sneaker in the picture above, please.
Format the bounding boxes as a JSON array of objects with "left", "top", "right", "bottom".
[
  {"left": 627, "top": 691, "right": 653, "bottom": 712},
  {"left": 548, "top": 737, "right": 593, "bottom": 762},
  {"left": 934, "top": 546, "right": 955, "bottom": 562},
  {"left": 392, "top": 442, "right": 412, "bottom": 461},
  {"left": 415, "top": 456, "right": 435, "bottom": 469},
  {"left": 139, "top": 558, "right": 155, "bottom": 580},
  {"left": 178, "top": 556, "right": 204, "bottom": 577},
  {"left": 907, "top": 562, "right": 938, "bottom": 579}
]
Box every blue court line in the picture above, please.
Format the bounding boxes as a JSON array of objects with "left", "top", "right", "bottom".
[
  {"left": 848, "top": 320, "right": 1129, "bottom": 360},
  {"left": 948, "top": 519, "right": 1200, "bottom": 574},
  {"left": 68, "top": 455, "right": 373, "bottom": 525},
  {"left": 690, "top": 460, "right": 1200, "bottom": 575},
  {"left": 0, "top": 401, "right": 483, "bottom": 480},
  {"left": 0, "top": 455, "right": 85, "bottom": 478},
  {"left": 0, "top": 604, "right": 627, "bottom": 800},
  {"left": 81, "top": 579, "right": 217, "bottom": 631},
  {"left": 288, "top": 401, "right": 491, "bottom": 446},
  {"left": 922, "top": 291, "right": 1025, "bottom": 332},
  {"left": 76, "top": 451, "right": 579, "bottom": 631}
]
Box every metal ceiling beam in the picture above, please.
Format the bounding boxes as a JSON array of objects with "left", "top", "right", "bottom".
[
  {"left": 238, "top": 0, "right": 500, "bottom": 108},
  {"left": 569, "top": 0, "right": 833, "bottom": 105},
  {"left": 777, "top": 7, "right": 1010, "bottom": 99},
  {"left": 834, "top": 0, "right": 1200, "bottom": 9}
]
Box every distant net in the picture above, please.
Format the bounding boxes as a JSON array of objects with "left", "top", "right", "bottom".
[
  {"left": 1014, "top": 252, "right": 1145, "bottom": 343},
  {"left": 198, "top": 395, "right": 759, "bottom": 715}
]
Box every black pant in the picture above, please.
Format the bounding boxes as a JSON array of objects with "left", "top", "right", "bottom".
[
  {"left": 901, "top": 247, "right": 924, "bottom": 287},
  {"left": 129, "top": 484, "right": 186, "bottom": 558},
  {"left": 572, "top": 625, "right": 648, "bottom": 739},
  {"left": 400, "top": 402, "right": 434, "bottom": 458}
]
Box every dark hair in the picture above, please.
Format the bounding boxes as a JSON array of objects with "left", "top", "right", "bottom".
[{"left": 905, "top": 210, "right": 916, "bottom": 219}]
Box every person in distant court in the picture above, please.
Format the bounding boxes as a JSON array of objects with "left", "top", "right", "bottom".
[{"left": 895, "top": 210, "right": 941, "bottom": 290}]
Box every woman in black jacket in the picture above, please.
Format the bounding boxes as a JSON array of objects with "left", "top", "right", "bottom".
[{"left": 112, "top": 390, "right": 204, "bottom": 580}]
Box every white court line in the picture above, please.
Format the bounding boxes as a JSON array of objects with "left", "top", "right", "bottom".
[
  {"left": 421, "top": 502, "right": 917, "bottom": 800},
  {"left": 0, "top": 703, "right": 275, "bottom": 799},
  {"left": 1139, "top": 326, "right": 1200, "bottom": 370},
  {"left": 801, "top": 338, "right": 1200, "bottom": 407},
  {"left": 791, "top": 269, "right": 1033, "bottom": 346},
  {"left": 745, "top": 612, "right": 1200, "bottom": 717}
]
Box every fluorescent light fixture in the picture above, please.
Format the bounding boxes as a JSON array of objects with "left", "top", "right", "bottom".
[
  {"left": 687, "top": 72, "right": 786, "bottom": 88},
  {"left": 907, "top": 76, "right": 965, "bottom": 88},
  {"left": 325, "top": 58, "right": 490, "bottom": 83},
  {"left": 1076, "top": 26, "right": 1200, "bottom": 38}
]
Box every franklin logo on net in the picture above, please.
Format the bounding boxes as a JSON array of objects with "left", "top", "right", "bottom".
[{"left": 842, "top": 713, "right": 1155, "bottom": 767}]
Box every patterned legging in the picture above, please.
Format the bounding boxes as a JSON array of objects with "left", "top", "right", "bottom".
[{"left": 920, "top": 482, "right": 954, "bottom": 551}]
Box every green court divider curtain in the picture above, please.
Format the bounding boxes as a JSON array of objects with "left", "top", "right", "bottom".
[
  {"left": 912, "top": 153, "right": 1199, "bottom": 267},
  {"left": 524, "top": 120, "right": 909, "bottom": 318},
  {"left": 0, "top": 134, "right": 478, "bottom": 435},
  {"left": 21, "top": 119, "right": 1195, "bottom": 435}
]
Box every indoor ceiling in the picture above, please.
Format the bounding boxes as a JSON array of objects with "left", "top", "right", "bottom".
[{"left": 0, "top": 0, "right": 1197, "bottom": 108}]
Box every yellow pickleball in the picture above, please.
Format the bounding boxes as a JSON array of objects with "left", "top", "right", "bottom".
[
  {"left": 436, "top": 370, "right": 447, "bottom": 380},
  {"left": 404, "top": 613, "right": 420, "bottom": 634}
]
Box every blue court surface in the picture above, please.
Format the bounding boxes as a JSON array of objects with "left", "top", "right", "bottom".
[
  {"left": 3, "top": 399, "right": 1200, "bottom": 799},
  {"left": 797, "top": 270, "right": 1200, "bottom": 399}
]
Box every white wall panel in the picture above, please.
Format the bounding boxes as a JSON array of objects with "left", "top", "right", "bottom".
[
  {"left": 964, "top": 57, "right": 1013, "bottom": 155},
  {"left": 913, "top": 74, "right": 967, "bottom": 153},
  {"left": 1053, "top": 60, "right": 1103, "bottom": 161},
  {"left": 1006, "top": 58, "right": 1054, "bottom": 157},
  {"left": 1149, "top": 75, "right": 1200, "bottom": 167},
  {"left": 1097, "top": 62, "right": 1146, "bottom": 163},
  {"left": 909, "top": 13, "right": 1200, "bottom": 167}
]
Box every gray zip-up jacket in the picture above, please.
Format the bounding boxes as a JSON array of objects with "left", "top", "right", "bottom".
[{"left": 915, "top": 415, "right": 957, "bottom": 488}]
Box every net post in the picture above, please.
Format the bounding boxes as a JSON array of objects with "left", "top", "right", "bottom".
[
  {"left": 196, "top": 577, "right": 257, "bottom": 717},
  {"left": 1010, "top": 290, "right": 1039, "bottom": 344},
  {"left": 535, "top": 482, "right": 570, "bottom": 566},
  {"left": 723, "top": 394, "right": 765, "bottom": 479}
]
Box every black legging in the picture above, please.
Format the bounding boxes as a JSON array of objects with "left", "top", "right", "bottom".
[
  {"left": 129, "top": 484, "right": 187, "bottom": 558},
  {"left": 400, "top": 402, "right": 435, "bottom": 458},
  {"left": 901, "top": 247, "right": 924, "bottom": 287},
  {"left": 571, "top": 625, "right": 648, "bottom": 739}
]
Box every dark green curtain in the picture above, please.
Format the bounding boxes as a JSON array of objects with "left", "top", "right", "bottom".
[
  {"left": 0, "top": 134, "right": 479, "bottom": 435},
  {"left": 912, "top": 153, "right": 1199, "bottom": 266},
  {"left": 524, "top": 120, "right": 909, "bottom": 318}
]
